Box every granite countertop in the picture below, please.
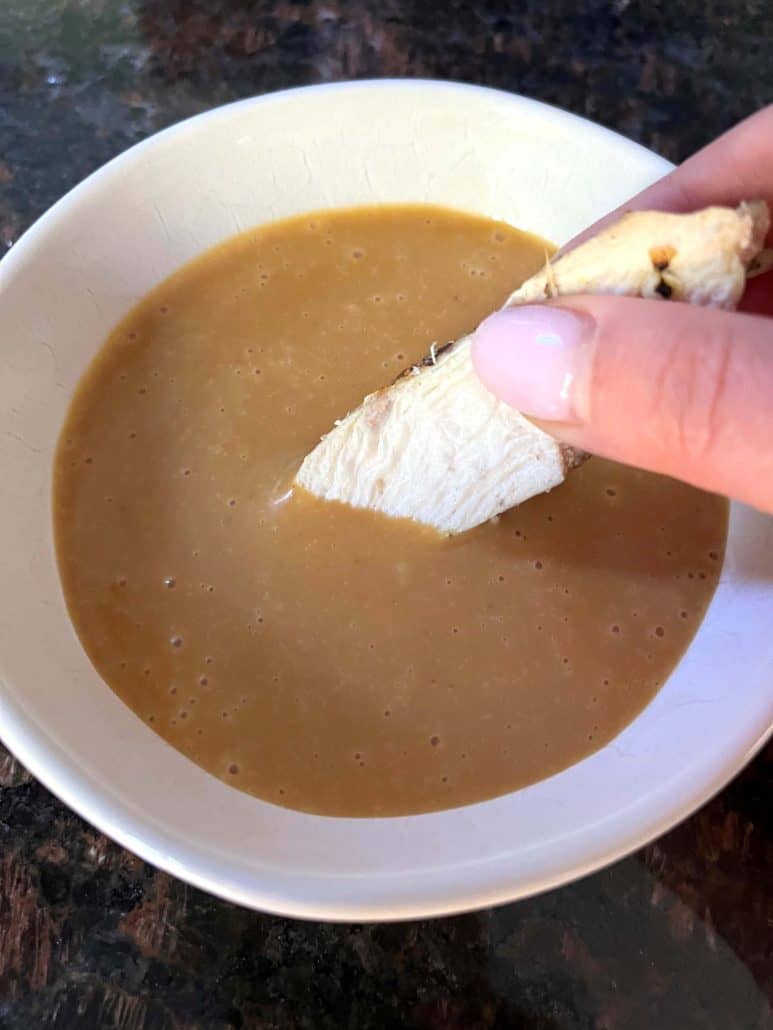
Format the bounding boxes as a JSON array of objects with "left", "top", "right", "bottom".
[{"left": 1, "top": 3, "right": 772, "bottom": 1028}]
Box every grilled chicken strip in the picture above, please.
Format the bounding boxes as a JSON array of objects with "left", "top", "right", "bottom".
[{"left": 296, "top": 202, "right": 770, "bottom": 534}]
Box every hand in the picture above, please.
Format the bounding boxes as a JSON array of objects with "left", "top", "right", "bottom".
[{"left": 472, "top": 106, "right": 773, "bottom": 514}]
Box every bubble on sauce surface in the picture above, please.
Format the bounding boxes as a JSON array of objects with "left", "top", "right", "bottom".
[
  {"left": 199, "top": 676, "right": 208, "bottom": 687},
  {"left": 654, "top": 626, "right": 665, "bottom": 637},
  {"left": 228, "top": 763, "right": 240, "bottom": 776},
  {"left": 170, "top": 635, "right": 183, "bottom": 648},
  {"left": 163, "top": 577, "right": 176, "bottom": 589},
  {"left": 430, "top": 735, "right": 440, "bottom": 747}
]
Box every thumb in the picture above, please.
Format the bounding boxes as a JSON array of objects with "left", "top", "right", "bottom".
[{"left": 471, "top": 297, "right": 773, "bottom": 513}]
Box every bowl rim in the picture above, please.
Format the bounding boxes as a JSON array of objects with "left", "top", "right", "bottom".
[{"left": 1, "top": 78, "right": 771, "bottom": 922}]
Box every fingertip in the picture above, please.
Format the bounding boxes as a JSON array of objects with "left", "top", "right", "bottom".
[
  {"left": 471, "top": 311, "right": 512, "bottom": 392},
  {"left": 472, "top": 306, "right": 593, "bottom": 422}
]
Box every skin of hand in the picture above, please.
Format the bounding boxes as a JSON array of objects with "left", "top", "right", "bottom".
[{"left": 471, "top": 105, "right": 773, "bottom": 514}]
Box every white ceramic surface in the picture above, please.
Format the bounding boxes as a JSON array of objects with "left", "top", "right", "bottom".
[{"left": 0, "top": 81, "right": 771, "bottom": 922}]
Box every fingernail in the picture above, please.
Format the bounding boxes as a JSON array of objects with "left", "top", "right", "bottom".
[{"left": 472, "top": 306, "right": 595, "bottom": 423}]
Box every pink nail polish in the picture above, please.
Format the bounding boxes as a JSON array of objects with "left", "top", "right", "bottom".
[{"left": 472, "top": 306, "right": 594, "bottom": 422}]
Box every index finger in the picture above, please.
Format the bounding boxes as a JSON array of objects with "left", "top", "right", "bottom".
[
  {"left": 564, "top": 105, "right": 773, "bottom": 248},
  {"left": 561, "top": 104, "right": 773, "bottom": 314}
]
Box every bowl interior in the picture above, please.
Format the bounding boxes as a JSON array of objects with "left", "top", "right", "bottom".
[{"left": 1, "top": 81, "right": 771, "bottom": 920}]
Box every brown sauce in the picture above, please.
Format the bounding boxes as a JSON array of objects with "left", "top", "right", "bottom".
[{"left": 53, "top": 205, "right": 727, "bottom": 817}]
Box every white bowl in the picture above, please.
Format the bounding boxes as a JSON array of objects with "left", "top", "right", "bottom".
[{"left": 1, "top": 81, "right": 771, "bottom": 921}]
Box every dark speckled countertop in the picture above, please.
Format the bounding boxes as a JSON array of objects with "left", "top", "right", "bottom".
[{"left": 1, "top": 3, "right": 772, "bottom": 1028}]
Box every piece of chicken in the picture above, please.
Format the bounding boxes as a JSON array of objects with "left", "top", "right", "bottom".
[{"left": 295, "top": 202, "right": 770, "bottom": 534}]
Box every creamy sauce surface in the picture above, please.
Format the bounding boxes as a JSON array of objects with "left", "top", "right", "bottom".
[{"left": 54, "top": 205, "right": 727, "bottom": 816}]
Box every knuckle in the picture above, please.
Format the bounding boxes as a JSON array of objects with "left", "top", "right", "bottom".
[{"left": 650, "top": 330, "right": 734, "bottom": 465}]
